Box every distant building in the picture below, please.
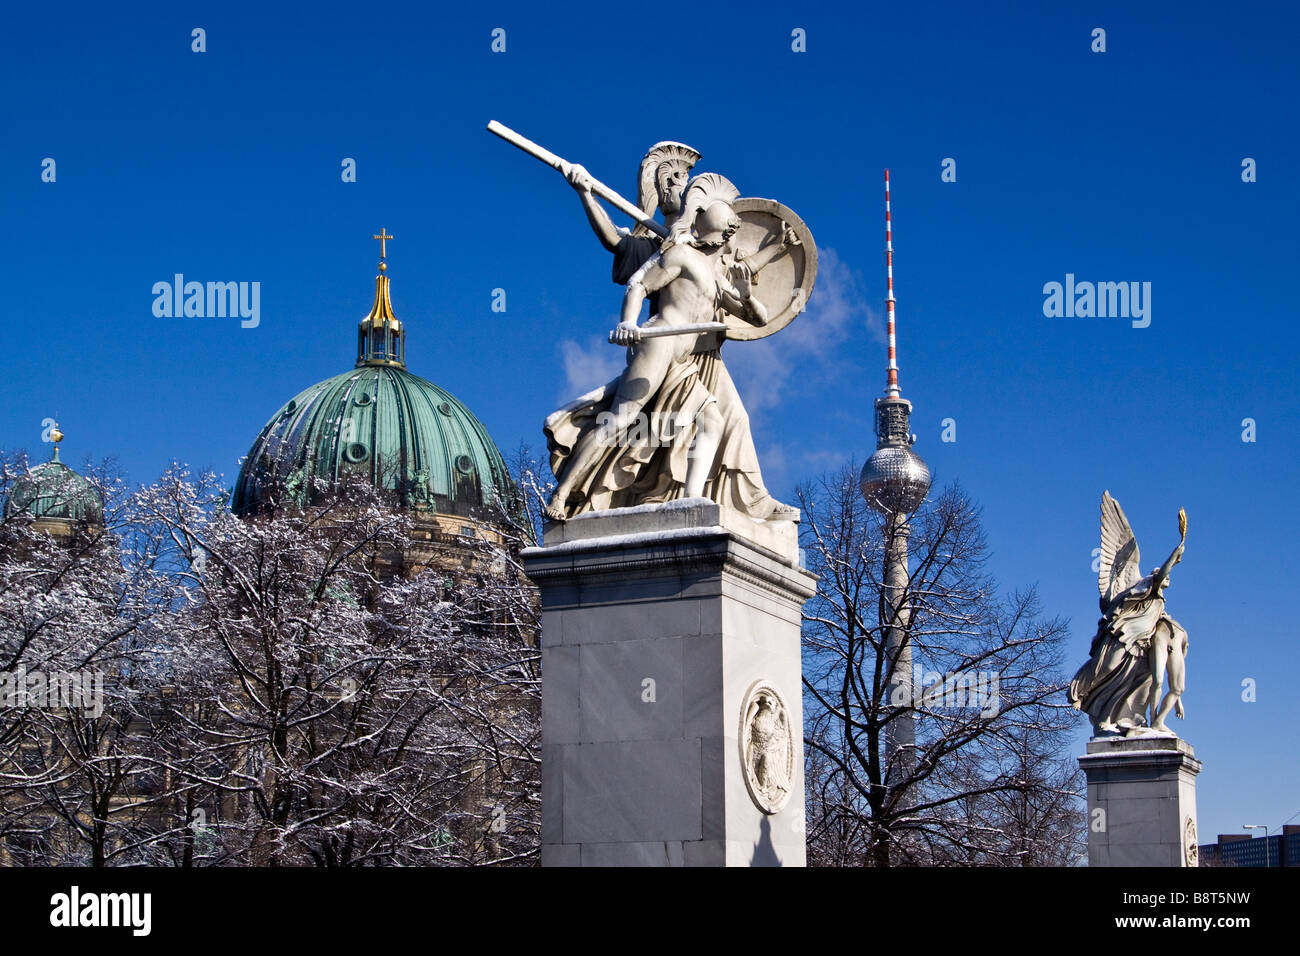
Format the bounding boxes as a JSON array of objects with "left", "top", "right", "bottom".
[{"left": 1199, "top": 826, "right": 1300, "bottom": 867}]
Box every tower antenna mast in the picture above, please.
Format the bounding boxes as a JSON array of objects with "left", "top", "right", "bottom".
[{"left": 885, "top": 168, "right": 900, "bottom": 399}]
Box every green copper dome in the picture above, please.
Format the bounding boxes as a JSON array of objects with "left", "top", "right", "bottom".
[
  {"left": 232, "top": 242, "right": 512, "bottom": 519},
  {"left": 4, "top": 447, "right": 104, "bottom": 527},
  {"left": 232, "top": 365, "right": 512, "bottom": 517}
]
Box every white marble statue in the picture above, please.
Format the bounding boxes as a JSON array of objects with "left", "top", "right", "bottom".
[
  {"left": 486, "top": 125, "right": 817, "bottom": 523},
  {"left": 1069, "top": 492, "right": 1189, "bottom": 736},
  {"left": 543, "top": 173, "right": 805, "bottom": 522}
]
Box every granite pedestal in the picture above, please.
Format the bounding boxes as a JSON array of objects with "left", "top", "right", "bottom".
[
  {"left": 1078, "top": 736, "right": 1202, "bottom": 867},
  {"left": 522, "top": 498, "right": 816, "bottom": 867}
]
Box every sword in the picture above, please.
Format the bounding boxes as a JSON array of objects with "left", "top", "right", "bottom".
[{"left": 487, "top": 120, "right": 671, "bottom": 239}]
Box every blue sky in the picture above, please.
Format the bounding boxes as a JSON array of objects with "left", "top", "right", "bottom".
[{"left": 2, "top": 1, "right": 1297, "bottom": 846}]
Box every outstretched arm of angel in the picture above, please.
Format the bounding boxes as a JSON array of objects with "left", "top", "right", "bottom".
[{"left": 1151, "top": 508, "right": 1188, "bottom": 588}]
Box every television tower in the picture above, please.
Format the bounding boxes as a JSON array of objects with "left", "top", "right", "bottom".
[{"left": 859, "top": 169, "right": 931, "bottom": 797}]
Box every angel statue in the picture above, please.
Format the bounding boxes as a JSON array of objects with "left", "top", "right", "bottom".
[
  {"left": 485, "top": 122, "right": 817, "bottom": 523},
  {"left": 1069, "top": 492, "right": 1189, "bottom": 737}
]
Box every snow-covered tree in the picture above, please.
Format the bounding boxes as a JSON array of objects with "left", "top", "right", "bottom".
[
  {"left": 0, "top": 452, "right": 171, "bottom": 865},
  {"left": 126, "top": 465, "right": 541, "bottom": 866},
  {"left": 2, "top": 452, "right": 542, "bottom": 866}
]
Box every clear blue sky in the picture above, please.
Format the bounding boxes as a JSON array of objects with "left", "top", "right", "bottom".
[{"left": 3, "top": 0, "right": 1296, "bottom": 846}]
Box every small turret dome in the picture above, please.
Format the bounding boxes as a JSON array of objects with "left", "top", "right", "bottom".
[{"left": 4, "top": 430, "right": 104, "bottom": 530}]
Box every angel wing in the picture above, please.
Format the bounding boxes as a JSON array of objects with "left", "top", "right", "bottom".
[{"left": 1098, "top": 491, "right": 1142, "bottom": 602}]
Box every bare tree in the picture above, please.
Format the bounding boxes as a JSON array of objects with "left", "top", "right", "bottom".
[
  {"left": 124, "top": 465, "right": 541, "bottom": 866},
  {"left": 799, "top": 464, "right": 1085, "bottom": 866},
  {"left": 0, "top": 452, "right": 172, "bottom": 865},
  {"left": 2, "top": 450, "right": 544, "bottom": 867}
]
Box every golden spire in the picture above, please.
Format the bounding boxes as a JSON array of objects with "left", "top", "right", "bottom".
[
  {"left": 358, "top": 229, "right": 405, "bottom": 368},
  {"left": 49, "top": 421, "right": 64, "bottom": 463}
]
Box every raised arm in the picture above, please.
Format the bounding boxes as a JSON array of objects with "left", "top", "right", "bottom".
[
  {"left": 1152, "top": 539, "right": 1185, "bottom": 590},
  {"left": 561, "top": 162, "right": 623, "bottom": 252}
]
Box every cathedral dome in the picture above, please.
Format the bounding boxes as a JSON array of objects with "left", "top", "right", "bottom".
[
  {"left": 231, "top": 235, "right": 513, "bottom": 519},
  {"left": 4, "top": 433, "right": 104, "bottom": 529}
]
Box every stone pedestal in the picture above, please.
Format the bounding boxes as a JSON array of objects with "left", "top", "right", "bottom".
[
  {"left": 1078, "top": 736, "right": 1202, "bottom": 867},
  {"left": 522, "top": 498, "right": 817, "bottom": 867}
]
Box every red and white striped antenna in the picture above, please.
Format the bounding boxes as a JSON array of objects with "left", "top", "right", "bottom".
[{"left": 884, "top": 168, "right": 901, "bottom": 399}]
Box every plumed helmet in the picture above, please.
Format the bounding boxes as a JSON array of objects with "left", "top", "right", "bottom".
[
  {"left": 693, "top": 200, "right": 740, "bottom": 246},
  {"left": 634, "top": 141, "right": 702, "bottom": 236},
  {"left": 667, "top": 172, "right": 742, "bottom": 245}
]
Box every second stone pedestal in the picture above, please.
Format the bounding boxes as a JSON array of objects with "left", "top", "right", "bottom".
[
  {"left": 1078, "top": 736, "right": 1202, "bottom": 867},
  {"left": 523, "top": 498, "right": 816, "bottom": 867}
]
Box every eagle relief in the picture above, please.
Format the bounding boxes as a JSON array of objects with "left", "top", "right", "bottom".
[
  {"left": 1184, "top": 817, "right": 1199, "bottom": 867},
  {"left": 739, "top": 680, "right": 794, "bottom": 814}
]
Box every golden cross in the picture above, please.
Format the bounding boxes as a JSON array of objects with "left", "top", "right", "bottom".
[{"left": 373, "top": 228, "right": 394, "bottom": 259}]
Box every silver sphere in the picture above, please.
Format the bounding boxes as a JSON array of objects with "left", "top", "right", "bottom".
[{"left": 860, "top": 445, "right": 931, "bottom": 515}]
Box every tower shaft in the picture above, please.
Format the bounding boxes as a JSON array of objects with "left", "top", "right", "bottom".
[{"left": 883, "top": 512, "right": 916, "bottom": 797}]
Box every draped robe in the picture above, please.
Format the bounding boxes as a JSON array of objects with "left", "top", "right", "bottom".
[
  {"left": 1069, "top": 577, "right": 1172, "bottom": 731},
  {"left": 545, "top": 234, "right": 782, "bottom": 519}
]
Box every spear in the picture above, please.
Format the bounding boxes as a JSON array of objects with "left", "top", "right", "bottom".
[
  {"left": 490, "top": 121, "right": 722, "bottom": 341},
  {"left": 487, "top": 120, "right": 670, "bottom": 238}
]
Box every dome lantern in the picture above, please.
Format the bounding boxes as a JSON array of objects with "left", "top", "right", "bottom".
[{"left": 356, "top": 228, "right": 406, "bottom": 368}]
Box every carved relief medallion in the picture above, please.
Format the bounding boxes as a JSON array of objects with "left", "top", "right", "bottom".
[
  {"left": 739, "top": 680, "right": 794, "bottom": 814},
  {"left": 1184, "top": 817, "right": 1199, "bottom": 867}
]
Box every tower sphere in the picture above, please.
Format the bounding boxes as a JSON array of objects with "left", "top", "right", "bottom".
[{"left": 860, "top": 445, "right": 931, "bottom": 515}]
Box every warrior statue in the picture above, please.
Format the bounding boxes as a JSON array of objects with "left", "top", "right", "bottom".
[
  {"left": 487, "top": 122, "right": 817, "bottom": 523},
  {"left": 562, "top": 139, "right": 700, "bottom": 291},
  {"left": 1069, "top": 492, "right": 1189, "bottom": 736}
]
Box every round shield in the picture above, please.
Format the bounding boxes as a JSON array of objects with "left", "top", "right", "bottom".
[{"left": 722, "top": 197, "right": 818, "bottom": 341}]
